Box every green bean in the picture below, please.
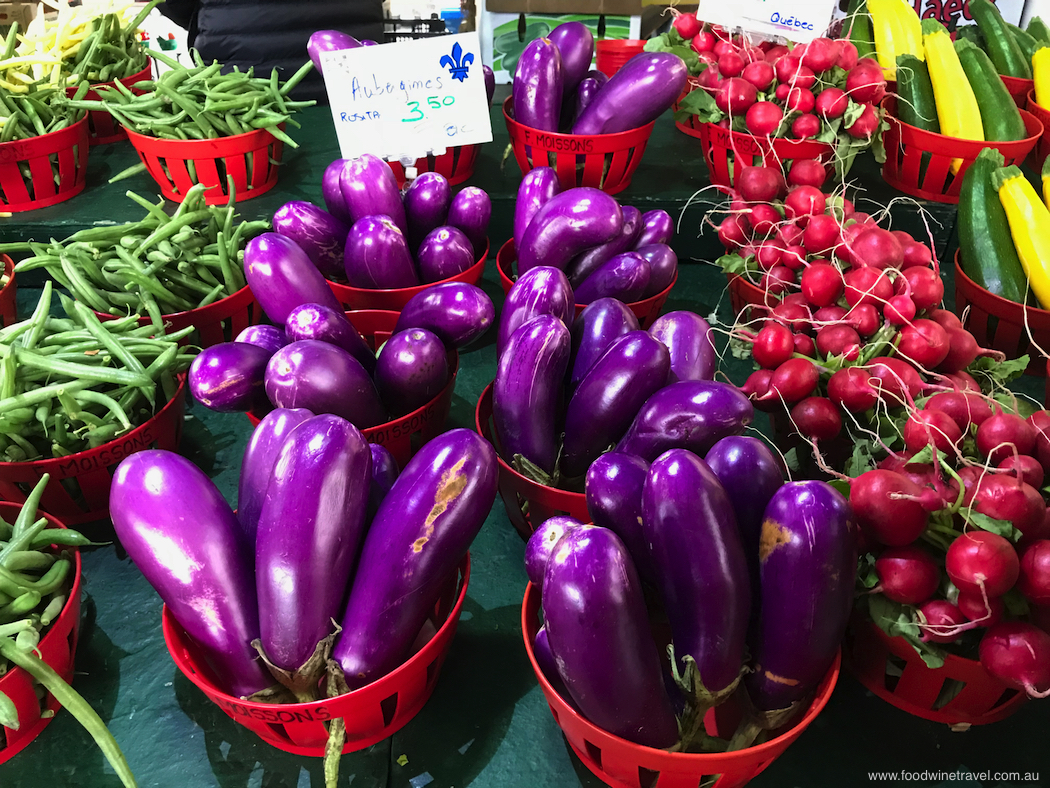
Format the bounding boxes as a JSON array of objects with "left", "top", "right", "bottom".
[
  {"left": 2, "top": 551, "right": 55, "bottom": 573},
  {"left": 0, "top": 590, "right": 42, "bottom": 622},
  {"left": 280, "top": 60, "right": 316, "bottom": 95},
  {"left": 39, "top": 594, "right": 66, "bottom": 627},
  {"left": 0, "top": 345, "right": 152, "bottom": 388},
  {"left": 28, "top": 530, "right": 95, "bottom": 551}
]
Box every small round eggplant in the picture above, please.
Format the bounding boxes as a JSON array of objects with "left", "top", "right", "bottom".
[
  {"left": 647, "top": 311, "right": 715, "bottom": 383},
  {"left": 637, "top": 244, "right": 678, "bottom": 297},
  {"left": 417, "top": 226, "right": 475, "bottom": 283},
  {"left": 634, "top": 210, "right": 674, "bottom": 249},
  {"left": 368, "top": 443, "right": 399, "bottom": 519},
  {"left": 374, "top": 328, "right": 449, "bottom": 416},
  {"left": 548, "top": 22, "right": 595, "bottom": 93},
  {"left": 403, "top": 172, "right": 452, "bottom": 250},
  {"left": 575, "top": 76, "right": 603, "bottom": 120},
  {"left": 272, "top": 200, "right": 349, "bottom": 279},
  {"left": 323, "top": 159, "right": 353, "bottom": 225},
  {"left": 395, "top": 282, "right": 494, "bottom": 348},
  {"left": 518, "top": 188, "right": 624, "bottom": 276},
  {"left": 308, "top": 30, "right": 360, "bottom": 73},
  {"left": 189, "top": 341, "right": 271, "bottom": 412},
  {"left": 339, "top": 153, "right": 408, "bottom": 235},
  {"left": 513, "top": 37, "right": 564, "bottom": 132},
  {"left": 244, "top": 233, "right": 344, "bottom": 325},
  {"left": 568, "top": 298, "right": 640, "bottom": 392},
  {"left": 565, "top": 205, "right": 643, "bottom": 289},
  {"left": 447, "top": 187, "right": 491, "bottom": 259},
  {"left": 265, "top": 340, "right": 386, "bottom": 428},
  {"left": 344, "top": 215, "right": 419, "bottom": 289},
  {"left": 585, "top": 452, "right": 653, "bottom": 582},
  {"left": 497, "top": 266, "right": 574, "bottom": 355},
  {"left": 573, "top": 252, "right": 651, "bottom": 305},
  {"left": 235, "top": 325, "right": 287, "bottom": 356},
  {"left": 514, "top": 167, "right": 561, "bottom": 251},
  {"left": 284, "top": 302, "right": 377, "bottom": 375},
  {"left": 524, "top": 516, "right": 582, "bottom": 586}
]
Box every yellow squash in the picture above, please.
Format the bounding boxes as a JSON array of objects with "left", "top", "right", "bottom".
[
  {"left": 995, "top": 165, "right": 1050, "bottom": 309},
  {"left": 922, "top": 19, "right": 983, "bottom": 171},
  {"left": 1035, "top": 46, "right": 1050, "bottom": 109},
  {"left": 868, "top": 0, "right": 923, "bottom": 80}
]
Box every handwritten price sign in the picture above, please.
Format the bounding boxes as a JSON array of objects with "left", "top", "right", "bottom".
[
  {"left": 697, "top": 0, "right": 839, "bottom": 43},
  {"left": 321, "top": 33, "right": 493, "bottom": 162}
]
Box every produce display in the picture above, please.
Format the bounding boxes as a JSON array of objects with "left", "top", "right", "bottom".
[
  {"left": 955, "top": 0, "right": 1043, "bottom": 80},
  {"left": 0, "top": 82, "right": 85, "bottom": 142},
  {"left": 861, "top": 0, "right": 922, "bottom": 81}
]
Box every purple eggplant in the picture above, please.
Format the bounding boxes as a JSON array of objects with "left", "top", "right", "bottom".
[
  {"left": 374, "top": 327, "right": 449, "bottom": 416},
  {"left": 238, "top": 407, "right": 314, "bottom": 546},
  {"left": 308, "top": 30, "right": 361, "bottom": 73},
  {"left": 284, "top": 302, "right": 377, "bottom": 375},
  {"left": 574, "top": 77, "right": 603, "bottom": 125},
  {"left": 323, "top": 160, "right": 352, "bottom": 226},
  {"left": 497, "top": 266, "right": 574, "bottom": 355},
  {"left": 256, "top": 415, "right": 372, "bottom": 671},
  {"left": 333, "top": 429, "right": 497, "bottom": 688},
  {"left": 542, "top": 525, "right": 678, "bottom": 747},
  {"left": 368, "top": 443, "right": 398, "bottom": 519},
  {"left": 339, "top": 153, "right": 408, "bottom": 235},
  {"left": 533, "top": 625, "right": 577, "bottom": 708},
  {"left": 617, "top": 381, "right": 754, "bottom": 462},
  {"left": 647, "top": 311, "right": 715, "bottom": 383},
  {"left": 561, "top": 331, "right": 669, "bottom": 478},
  {"left": 568, "top": 298, "right": 640, "bottom": 392},
  {"left": 584, "top": 452, "right": 653, "bottom": 582},
  {"left": 565, "top": 205, "right": 643, "bottom": 289},
  {"left": 584, "top": 69, "right": 608, "bottom": 88},
  {"left": 548, "top": 22, "right": 595, "bottom": 93},
  {"left": 244, "top": 233, "right": 344, "bottom": 325},
  {"left": 573, "top": 252, "right": 651, "bottom": 305},
  {"left": 110, "top": 451, "right": 271, "bottom": 697},
  {"left": 517, "top": 188, "right": 623, "bottom": 276},
  {"left": 572, "top": 52, "right": 688, "bottom": 135},
  {"left": 272, "top": 200, "right": 349, "bottom": 280},
  {"left": 447, "top": 187, "right": 491, "bottom": 259},
  {"left": 634, "top": 210, "right": 674, "bottom": 249},
  {"left": 189, "top": 342, "right": 271, "bottom": 412},
  {"left": 514, "top": 167, "right": 561, "bottom": 251},
  {"left": 395, "top": 282, "right": 494, "bottom": 349},
  {"left": 643, "top": 449, "right": 750, "bottom": 698},
  {"left": 483, "top": 65, "right": 495, "bottom": 105},
  {"left": 343, "top": 215, "right": 419, "bottom": 289},
  {"left": 493, "top": 315, "right": 570, "bottom": 477},
  {"left": 524, "top": 516, "right": 581, "bottom": 586},
  {"left": 417, "top": 226, "right": 475, "bottom": 283},
  {"left": 265, "top": 340, "right": 385, "bottom": 428},
  {"left": 637, "top": 244, "right": 678, "bottom": 297},
  {"left": 403, "top": 172, "right": 451, "bottom": 250},
  {"left": 513, "top": 37, "right": 563, "bottom": 132},
  {"left": 362, "top": 40, "right": 378, "bottom": 46},
  {"left": 235, "top": 325, "right": 287, "bottom": 355}
]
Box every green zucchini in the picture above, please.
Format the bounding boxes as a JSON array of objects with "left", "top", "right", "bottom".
[
  {"left": 1028, "top": 16, "right": 1050, "bottom": 45},
  {"left": 958, "top": 147, "right": 1028, "bottom": 303},
  {"left": 956, "top": 24, "right": 986, "bottom": 50},
  {"left": 1007, "top": 23, "right": 1042, "bottom": 64},
  {"left": 896, "top": 54, "right": 939, "bottom": 131},
  {"left": 970, "top": 0, "right": 1033, "bottom": 78},
  {"left": 955, "top": 39, "right": 1027, "bottom": 140},
  {"left": 846, "top": 0, "right": 877, "bottom": 60}
]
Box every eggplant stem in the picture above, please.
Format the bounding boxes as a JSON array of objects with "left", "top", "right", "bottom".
[{"left": 323, "top": 660, "right": 351, "bottom": 788}]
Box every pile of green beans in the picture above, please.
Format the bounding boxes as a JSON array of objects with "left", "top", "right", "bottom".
[
  {"left": 0, "top": 475, "right": 136, "bottom": 788},
  {"left": 64, "top": 1, "right": 156, "bottom": 85},
  {"left": 0, "top": 282, "right": 195, "bottom": 463},
  {"left": 66, "top": 48, "right": 316, "bottom": 147},
  {"left": 7, "top": 182, "right": 268, "bottom": 321},
  {"left": 0, "top": 83, "right": 88, "bottom": 142}
]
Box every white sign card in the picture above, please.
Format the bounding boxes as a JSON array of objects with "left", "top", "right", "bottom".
[
  {"left": 320, "top": 33, "right": 493, "bottom": 162},
  {"left": 696, "top": 0, "right": 840, "bottom": 43}
]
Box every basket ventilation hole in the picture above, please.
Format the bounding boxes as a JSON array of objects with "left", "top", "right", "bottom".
[
  {"left": 380, "top": 693, "right": 398, "bottom": 726},
  {"left": 883, "top": 654, "right": 907, "bottom": 692},
  {"left": 637, "top": 766, "right": 659, "bottom": 788},
  {"left": 990, "top": 687, "right": 1020, "bottom": 711},
  {"left": 932, "top": 677, "right": 966, "bottom": 710},
  {"left": 264, "top": 722, "right": 289, "bottom": 742},
  {"left": 584, "top": 739, "right": 602, "bottom": 770}
]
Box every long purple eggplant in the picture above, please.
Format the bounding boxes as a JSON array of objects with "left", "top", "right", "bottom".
[
  {"left": 235, "top": 325, "right": 287, "bottom": 356},
  {"left": 323, "top": 160, "right": 352, "bottom": 225},
  {"left": 542, "top": 524, "right": 678, "bottom": 747},
  {"left": 548, "top": 21, "right": 595, "bottom": 93},
  {"left": 634, "top": 210, "right": 674, "bottom": 249},
  {"left": 492, "top": 315, "right": 570, "bottom": 477},
  {"left": 403, "top": 172, "right": 451, "bottom": 250},
  {"left": 339, "top": 153, "right": 408, "bottom": 235},
  {"left": 585, "top": 452, "right": 653, "bottom": 582},
  {"left": 637, "top": 244, "right": 678, "bottom": 297},
  {"left": 647, "top": 311, "right": 716, "bottom": 383},
  {"left": 395, "top": 282, "right": 494, "bottom": 348},
  {"left": 517, "top": 188, "right": 623, "bottom": 275},
  {"left": 244, "top": 233, "right": 343, "bottom": 325},
  {"left": 284, "top": 302, "right": 377, "bottom": 375},
  {"left": 573, "top": 252, "right": 650, "bottom": 304},
  {"left": 272, "top": 200, "right": 349, "bottom": 280},
  {"left": 565, "top": 205, "right": 642, "bottom": 289},
  {"left": 374, "top": 328, "right": 449, "bottom": 416},
  {"left": 513, "top": 37, "right": 563, "bottom": 132},
  {"left": 256, "top": 415, "right": 372, "bottom": 672},
  {"left": 237, "top": 407, "right": 314, "bottom": 546},
  {"left": 514, "top": 167, "right": 561, "bottom": 251},
  {"left": 617, "top": 381, "right": 754, "bottom": 462},
  {"left": 368, "top": 443, "right": 399, "bottom": 520},
  {"left": 643, "top": 449, "right": 750, "bottom": 699},
  {"left": 497, "top": 266, "right": 574, "bottom": 355},
  {"left": 568, "top": 298, "right": 640, "bottom": 392},
  {"left": 561, "top": 331, "right": 669, "bottom": 478},
  {"left": 265, "top": 340, "right": 385, "bottom": 428},
  {"left": 483, "top": 65, "right": 495, "bottom": 105},
  {"left": 308, "top": 30, "right": 360, "bottom": 73},
  {"left": 572, "top": 53, "right": 688, "bottom": 135},
  {"left": 447, "top": 187, "right": 491, "bottom": 258},
  {"left": 533, "top": 625, "right": 577, "bottom": 708},
  {"left": 333, "top": 429, "right": 497, "bottom": 688},
  {"left": 343, "top": 215, "right": 419, "bottom": 289},
  {"left": 417, "top": 226, "right": 475, "bottom": 283},
  {"left": 524, "top": 516, "right": 582, "bottom": 586},
  {"left": 189, "top": 342, "right": 271, "bottom": 412},
  {"left": 110, "top": 451, "right": 271, "bottom": 697},
  {"left": 575, "top": 77, "right": 603, "bottom": 120}
]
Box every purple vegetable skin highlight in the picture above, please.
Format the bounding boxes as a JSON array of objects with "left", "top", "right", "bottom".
[
  {"left": 572, "top": 52, "right": 688, "bottom": 135},
  {"left": 308, "top": 30, "right": 360, "bottom": 73},
  {"left": 634, "top": 210, "right": 674, "bottom": 249},
  {"left": 517, "top": 188, "right": 623, "bottom": 275},
  {"left": 548, "top": 21, "right": 595, "bottom": 93},
  {"left": 395, "top": 282, "right": 494, "bottom": 348},
  {"left": 244, "top": 233, "right": 344, "bottom": 325},
  {"left": 110, "top": 451, "right": 271, "bottom": 697},
  {"left": 323, "top": 160, "right": 352, "bottom": 225},
  {"left": 573, "top": 252, "right": 650, "bottom": 304},
  {"left": 647, "top": 311, "right": 715, "bottom": 383},
  {"left": 483, "top": 65, "right": 495, "bottom": 105},
  {"left": 343, "top": 215, "right": 419, "bottom": 289},
  {"left": 284, "top": 303, "right": 377, "bottom": 375},
  {"left": 236, "top": 325, "right": 287, "bottom": 355},
  {"left": 568, "top": 298, "right": 639, "bottom": 392},
  {"left": 514, "top": 167, "right": 561, "bottom": 251},
  {"left": 575, "top": 77, "right": 602, "bottom": 120},
  {"left": 585, "top": 452, "right": 654, "bottom": 582},
  {"left": 566, "top": 205, "right": 642, "bottom": 289},
  {"left": 339, "top": 153, "right": 408, "bottom": 235},
  {"left": 417, "top": 226, "right": 475, "bottom": 283},
  {"left": 447, "top": 187, "right": 491, "bottom": 258},
  {"left": 189, "top": 342, "right": 271, "bottom": 412},
  {"left": 272, "top": 200, "right": 349, "bottom": 279},
  {"left": 533, "top": 626, "right": 577, "bottom": 708},
  {"left": 513, "top": 37, "right": 564, "bottom": 132},
  {"left": 368, "top": 443, "right": 399, "bottom": 519},
  {"left": 497, "top": 266, "right": 574, "bottom": 355},
  {"left": 637, "top": 244, "right": 678, "bottom": 297},
  {"left": 403, "top": 172, "right": 452, "bottom": 250},
  {"left": 374, "top": 328, "right": 449, "bottom": 416},
  {"left": 524, "top": 516, "right": 582, "bottom": 586},
  {"left": 585, "top": 69, "right": 608, "bottom": 88}
]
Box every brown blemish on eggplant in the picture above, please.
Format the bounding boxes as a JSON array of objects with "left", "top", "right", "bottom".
[
  {"left": 758, "top": 519, "right": 791, "bottom": 561},
  {"left": 413, "top": 537, "right": 429, "bottom": 552},
  {"left": 423, "top": 457, "right": 468, "bottom": 532},
  {"left": 763, "top": 670, "right": 800, "bottom": 686}
]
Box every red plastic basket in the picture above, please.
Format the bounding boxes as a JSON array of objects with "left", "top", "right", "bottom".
[
  {"left": 696, "top": 122, "right": 834, "bottom": 189},
  {"left": 1001, "top": 75, "right": 1034, "bottom": 109},
  {"left": 495, "top": 240, "right": 674, "bottom": 329},
  {"left": 523, "top": 583, "right": 841, "bottom": 788},
  {"left": 0, "top": 504, "right": 82, "bottom": 765},
  {"left": 125, "top": 125, "right": 284, "bottom": 205},
  {"left": 1026, "top": 90, "right": 1050, "bottom": 169},
  {"left": 0, "top": 375, "right": 187, "bottom": 525},
  {"left": 503, "top": 97, "right": 655, "bottom": 195},
  {"left": 163, "top": 555, "right": 470, "bottom": 756},
  {"left": 475, "top": 383, "right": 590, "bottom": 540},
  {"left": 881, "top": 97, "right": 1043, "bottom": 204},
  {"left": 954, "top": 253, "right": 1049, "bottom": 376},
  {"left": 95, "top": 283, "right": 262, "bottom": 349},
  {"left": 0, "top": 117, "right": 89, "bottom": 212},
  {"left": 0, "top": 255, "right": 16, "bottom": 328},
  {"left": 64, "top": 65, "right": 152, "bottom": 145},
  {"left": 386, "top": 144, "right": 480, "bottom": 188},
  {"left": 247, "top": 311, "right": 457, "bottom": 468},
  {"left": 844, "top": 617, "right": 1025, "bottom": 726},
  {"left": 595, "top": 39, "right": 647, "bottom": 78},
  {"left": 725, "top": 271, "right": 780, "bottom": 317},
  {"left": 328, "top": 240, "right": 489, "bottom": 311},
  {"left": 671, "top": 77, "right": 704, "bottom": 139}
]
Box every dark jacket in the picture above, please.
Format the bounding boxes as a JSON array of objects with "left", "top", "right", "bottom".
[{"left": 159, "top": 0, "right": 384, "bottom": 101}]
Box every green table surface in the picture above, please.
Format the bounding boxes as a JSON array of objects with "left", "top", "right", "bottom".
[{"left": 0, "top": 99, "right": 1047, "bottom": 788}]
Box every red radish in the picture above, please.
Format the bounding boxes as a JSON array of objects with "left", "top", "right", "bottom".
[
  {"left": 741, "top": 60, "right": 775, "bottom": 90},
  {"left": 747, "top": 204, "right": 783, "bottom": 237},
  {"left": 883, "top": 294, "right": 916, "bottom": 326},
  {"left": 802, "top": 214, "right": 842, "bottom": 254},
  {"left": 851, "top": 469, "right": 929, "bottom": 546},
  {"left": 902, "top": 242, "right": 933, "bottom": 269},
  {"left": 781, "top": 244, "right": 807, "bottom": 270},
  {"left": 697, "top": 67, "right": 723, "bottom": 92},
  {"left": 828, "top": 367, "right": 878, "bottom": 412},
  {"left": 696, "top": 50, "right": 718, "bottom": 66},
  {"left": 786, "top": 87, "right": 816, "bottom": 114},
  {"left": 901, "top": 267, "right": 944, "bottom": 310},
  {"left": 793, "top": 333, "right": 816, "bottom": 357},
  {"left": 800, "top": 262, "right": 844, "bottom": 307},
  {"left": 836, "top": 40, "right": 859, "bottom": 70},
  {"left": 979, "top": 622, "right": 1050, "bottom": 696},
  {"left": 718, "top": 51, "right": 746, "bottom": 78},
  {"left": 692, "top": 30, "right": 716, "bottom": 53},
  {"left": 944, "top": 370, "right": 981, "bottom": 393},
  {"left": 788, "top": 159, "right": 827, "bottom": 188},
  {"left": 674, "top": 13, "right": 701, "bottom": 39},
  {"left": 813, "top": 305, "right": 847, "bottom": 325},
  {"left": 774, "top": 55, "right": 801, "bottom": 84},
  {"left": 839, "top": 197, "right": 856, "bottom": 219},
  {"left": 765, "top": 44, "right": 790, "bottom": 62},
  {"left": 848, "top": 227, "right": 904, "bottom": 269},
  {"left": 761, "top": 266, "right": 794, "bottom": 297},
  {"left": 800, "top": 38, "right": 837, "bottom": 72},
  {"left": 718, "top": 215, "right": 749, "bottom": 249},
  {"left": 977, "top": 413, "right": 1037, "bottom": 464},
  {"left": 816, "top": 324, "right": 861, "bottom": 360},
  {"left": 784, "top": 186, "right": 826, "bottom": 219},
  {"left": 890, "top": 230, "right": 912, "bottom": 248},
  {"left": 743, "top": 369, "right": 778, "bottom": 412},
  {"left": 845, "top": 304, "right": 881, "bottom": 337},
  {"left": 788, "top": 65, "right": 817, "bottom": 90},
  {"left": 847, "top": 106, "right": 880, "bottom": 140},
  {"left": 844, "top": 267, "right": 892, "bottom": 308},
  {"left": 716, "top": 77, "right": 758, "bottom": 115},
  {"left": 946, "top": 531, "right": 1020, "bottom": 598},
  {"left": 791, "top": 113, "right": 820, "bottom": 139},
  {"left": 918, "top": 600, "right": 968, "bottom": 643},
  {"left": 896, "top": 319, "right": 951, "bottom": 369},
  {"left": 927, "top": 308, "right": 963, "bottom": 332},
  {"left": 815, "top": 87, "right": 848, "bottom": 119},
  {"left": 736, "top": 166, "right": 786, "bottom": 202},
  {"left": 845, "top": 58, "right": 886, "bottom": 103},
  {"left": 1020, "top": 540, "right": 1050, "bottom": 605},
  {"left": 782, "top": 292, "right": 810, "bottom": 308},
  {"left": 752, "top": 322, "right": 794, "bottom": 369},
  {"left": 745, "top": 101, "right": 784, "bottom": 135},
  {"left": 767, "top": 357, "right": 819, "bottom": 402},
  {"left": 903, "top": 409, "right": 962, "bottom": 453},
  {"left": 869, "top": 357, "right": 922, "bottom": 406},
  {"left": 774, "top": 83, "right": 791, "bottom": 101},
  {"left": 957, "top": 589, "right": 1005, "bottom": 626},
  {"left": 1029, "top": 411, "right": 1050, "bottom": 474},
  {"left": 936, "top": 328, "right": 979, "bottom": 373},
  {"left": 892, "top": 461, "right": 961, "bottom": 511},
  {"left": 755, "top": 241, "right": 783, "bottom": 270},
  {"left": 875, "top": 545, "right": 940, "bottom": 604},
  {"left": 776, "top": 222, "right": 804, "bottom": 247},
  {"left": 713, "top": 39, "right": 737, "bottom": 58},
  {"left": 926, "top": 391, "right": 994, "bottom": 432},
  {"left": 791, "top": 396, "right": 842, "bottom": 440},
  {"left": 965, "top": 473, "right": 1047, "bottom": 545},
  {"left": 999, "top": 455, "right": 1046, "bottom": 489},
  {"left": 771, "top": 301, "right": 811, "bottom": 333}
]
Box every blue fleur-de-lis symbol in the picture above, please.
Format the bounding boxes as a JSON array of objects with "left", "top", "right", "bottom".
[{"left": 440, "top": 42, "right": 474, "bottom": 82}]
